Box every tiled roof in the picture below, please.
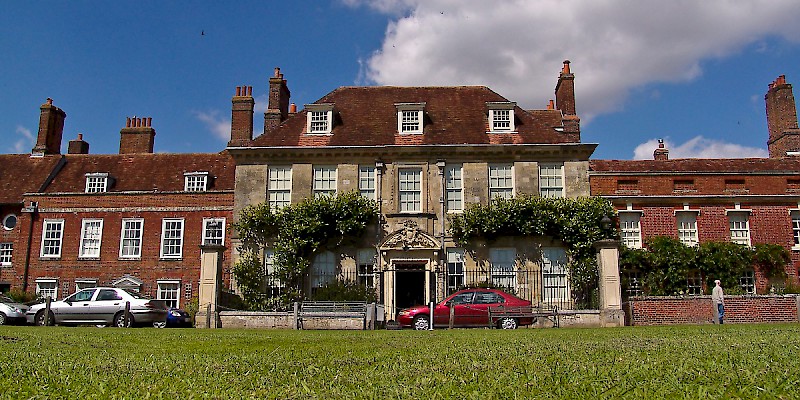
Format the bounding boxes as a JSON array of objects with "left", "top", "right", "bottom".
[
  {"left": 249, "top": 86, "right": 572, "bottom": 147},
  {"left": 42, "top": 152, "right": 235, "bottom": 193},
  {"left": 0, "top": 154, "right": 62, "bottom": 204},
  {"left": 590, "top": 158, "right": 800, "bottom": 173}
]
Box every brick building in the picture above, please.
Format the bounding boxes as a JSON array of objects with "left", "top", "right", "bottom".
[
  {"left": 228, "top": 63, "right": 595, "bottom": 317},
  {"left": 590, "top": 75, "right": 800, "bottom": 294},
  {"left": 0, "top": 99, "right": 235, "bottom": 308}
]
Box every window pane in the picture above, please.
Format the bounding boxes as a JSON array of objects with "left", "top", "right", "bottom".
[
  {"left": 120, "top": 219, "right": 143, "bottom": 258},
  {"left": 157, "top": 282, "right": 180, "bottom": 308},
  {"left": 359, "top": 166, "right": 376, "bottom": 200},
  {"left": 203, "top": 218, "right": 225, "bottom": 245},
  {"left": 268, "top": 167, "right": 292, "bottom": 209},
  {"left": 542, "top": 248, "right": 568, "bottom": 305},
  {"left": 161, "top": 219, "right": 184, "bottom": 258},
  {"left": 489, "top": 165, "right": 513, "bottom": 199},
  {"left": 311, "top": 251, "right": 336, "bottom": 289},
  {"left": 446, "top": 165, "right": 463, "bottom": 212},
  {"left": 489, "top": 248, "right": 516, "bottom": 289},
  {"left": 619, "top": 213, "right": 642, "bottom": 249},
  {"left": 539, "top": 163, "right": 564, "bottom": 198},
  {"left": 79, "top": 219, "right": 103, "bottom": 258},
  {"left": 677, "top": 212, "right": 698, "bottom": 246},
  {"left": 0, "top": 243, "right": 12, "bottom": 265},
  {"left": 313, "top": 166, "right": 337, "bottom": 197},
  {"left": 447, "top": 249, "right": 465, "bottom": 295},
  {"left": 41, "top": 220, "right": 64, "bottom": 257},
  {"left": 399, "top": 168, "right": 422, "bottom": 212}
]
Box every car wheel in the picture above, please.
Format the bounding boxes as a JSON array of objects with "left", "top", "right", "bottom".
[
  {"left": 153, "top": 321, "right": 166, "bottom": 329},
  {"left": 0, "top": 312, "right": 6, "bottom": 325},
  {"left": 113, "top": 312, "right": 134, "bottom": 328},
  {"left": 498, "top": 317, "right": 518, "bottom": 330},
  {"left": 35, "top": 310, "right": 54, "bottom": 326},
  {"left": 412, "top": 315, "right": 430, "bottom": 330}
]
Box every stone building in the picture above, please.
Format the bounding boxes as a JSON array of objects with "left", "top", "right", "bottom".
[
  {"left": 590, "top": 75, "right": 800, "bottom": 294},
  {"left": 0, "top": 99, "right": 235, "bottom": 307},
  {"left": 227, "top": 63, "right": 596, "bottom": 317}
]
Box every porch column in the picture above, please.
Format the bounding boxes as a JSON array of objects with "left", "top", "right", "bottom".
[
  {"left": 196, "top": 244, "right": 225, "bottom": 328},
  {"left": 594, "top": 239, "right": 624, "bottom": 327}
]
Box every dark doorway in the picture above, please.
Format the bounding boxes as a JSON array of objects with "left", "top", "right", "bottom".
[
  {"left": 395, "top": 264, "right": 426, "bottom": 311},
  {"left": 0, "top": 283, "right": 10, "bottom": 293}
]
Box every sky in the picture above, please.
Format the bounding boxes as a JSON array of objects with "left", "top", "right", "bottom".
[{"left": 2, "top": 0, "right": 800, "bottom": 160}]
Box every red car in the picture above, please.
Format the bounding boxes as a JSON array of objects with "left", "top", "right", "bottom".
[{"left": 396, "top": 288, "right": 533, "bottom": 330}]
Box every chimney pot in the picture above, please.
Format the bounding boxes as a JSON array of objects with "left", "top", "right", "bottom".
[
  {"left": 247, "top": 86, "right": 252, "bottom": 96},
  {"left": 236, "top": 86, "right": 242, "bottom": 96},
  {"left": 147, "top": 117, "right": 152, "bottom": 127},
  {"left": 78, "top": 133, "right": 83, "bottom": 140},
  {"left": 562, "top": 60, "right": 571, "bottom": 75},
  {"left": 274, "top": 67, "right": 281, "bottom": 78},
  {"left": 290, "top": 103, "right": 297, "bottom": 113},
  {"left": 46, "top": 98, "right": 53, "bottom": 105}
]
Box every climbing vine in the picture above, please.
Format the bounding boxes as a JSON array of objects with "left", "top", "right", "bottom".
[
  {"left": 448, "top": 196, "right": 618, "bottom": 308},
  {"left": 232, "top": 191, "right": 378, "bottom": 310}
]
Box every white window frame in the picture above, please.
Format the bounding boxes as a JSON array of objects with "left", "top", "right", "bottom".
[
  {"left": 619, "top": 211, "right": 643, "bottom": 249},
  {"left": 157, "top": 280, "right": 181, "bottom": 308},
  {"left": 398, "top": 167, "right": 423, "bottom": 213},
  {"left": 313, "top": 166, "right": 337, "bottom": 197},
  {"left": 40, "top": 219, "right": 64, "bottom": 258},
  {"left": 488, "top": 164, "right": 513, "bottom": 200},
  {"left": 357, "top": 248, "right": 377, "bottom": 289},
  {"left": 160, "top": 218, "right": 185, "bottom": 259},
  {"left": 311, "top": 251, "right": 336, "bottom": 289},
  {"left": 305, "top": 103, "right": 334, "bottom": 134},
  {"left": 487, "top": 102, "right": 516, "bottom": 133},
  {"left": 676, "top": 210, "right": 699, "bottom": 247},
  {"left": 36, "top": 279, "right": 58, "bottom": 300},
  {"left": 446, "top": 248, "right": 466, "bottom": 295},
  {"left": 791, "top": 209, "right": 800, "bottom": 250},
  {"left": 79, "top": 219, "right": 104, "bottom": 259},
  {"left": 2, "top": 214, "right": 17, "bottom": 231},
  {"left": 0, "top": 242, "right": 12, "bottom": 266},
  {"left": 75, "top": 279, "right": 97, "bottom": 291},
  {"left": 726, "top": 210, "right": 751, "bottom": 246},
  {"left": 542, "top": 247, "right": 569, "bottom": 305},
  {"left": 202, "top": 218, "right": 226, "bottom": 246},
  {"left": 539, "top": 163, "right": 564, "bottom": 198},
  {"left": 184, "top": 172, "right": 209, "bottom": 192},
  {"left": 489, "top": 248, "right": 516, "bottom": 289},
  {"left": 268, "top": 166, "right": 292, "bottom": 209},
  {"left": 446, "top": 165, "right": 463, "bottom": 212},
  {"left": 396, "top": 103, "right": 425, "bottom": 134},
  {"left": 85, "top": 173, "right": 109, "bottom": 193},
  {"left": 359, "top": 165, "right": 376, "bottom": 200},
  {"left": 119, "top": 218, "right": 144, "bottom": 259}
]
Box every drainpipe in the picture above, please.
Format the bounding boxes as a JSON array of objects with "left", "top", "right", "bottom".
[
  {"left": 22, "top": 202, "right": 38, "bottom": 292},
  {"left": 375, "top": 160, "right": 384, "bottom": 306},
  {"left": 436, "top": 160, "right": 446, "bottom": 305}
]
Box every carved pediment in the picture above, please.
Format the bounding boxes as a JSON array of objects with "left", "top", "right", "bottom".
[{"left": 380, "top": 220, "right": 439, "bottom": 250}]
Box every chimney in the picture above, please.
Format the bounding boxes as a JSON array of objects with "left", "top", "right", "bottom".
[
  {"left": 654, "top": 139, "right": 669, "bottom": 161},
  {"left": 766, "top": 75, "right": 800, "bottom": 158},
  {"left": 32, "top": 98, "right": 67, "bottom": 155},
  {"left": 119, "top": 116, "right": 156, "bottom": 154},
  {"left": 264, "top": 67, "right": 291, "bottom": 133},
  {"left": 67, "top": 133, "right": 90, "bottom": 154},
  {"left": 554, "top": 60, "right": 580, "bottom": 141},
  {"left": 228, "top": 85, "right": 255, "bottom": 147}
]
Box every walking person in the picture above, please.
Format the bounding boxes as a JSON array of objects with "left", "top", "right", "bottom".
[{"left": 712, "top": 279, "right": 724, "bottom": 324}]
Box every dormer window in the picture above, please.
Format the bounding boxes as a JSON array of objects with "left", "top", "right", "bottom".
[
  {"left": 487, "top": 102, "right": 516, "bottom": 133},
  {"left": 184, "top": 172, "right": 209, "bottom": 192},
  {"left": 85, "top": 173, "right": 109, "bottom": 193},
  {"left": 305, "top": 103, "right": 335, "bottom": 134},
  {"left": 396, "top": 103, "right": 426, "bottom": 134}
]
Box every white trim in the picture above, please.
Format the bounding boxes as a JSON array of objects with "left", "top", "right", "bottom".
[
  {"left": 305, "top": 103, "right": 334, "bottom": 134},
  {"left": 2, "top": 214, "right": 17, "bottom": 231},
  {"left": 538, "top": 163, "right": 564, "bottom": 198},
  {"left": 40, "top": 219, "right": 64, "bottom": 258},
  {"left": 396, "top": 103, "right": 426, "bottom": 134},
  {"left": 157, "top": 280, "right": 181, "bottom": 308},
  {"left": 160, "top": 218, "right": 185, "bottom": 259},
  {"left": 486, "top": 102, "right": 516, "bottom": 133},
  {"left": 268, "top": 166, "right": 292, "bottom": 209},
  {"left": 445, "top": 164, "right": 463, "bottom": 213},
  {"left": 398, "top": 167, "right": 424, "bottom": 213},
  {"left": 78, "top": 218, "right": 104, "bottom": 259},
  {"left": 119, "top": 218, "right": 144, "bottom": 259},
  {"left": 35, "top": 278, "right": 59, "bottom": 300},
  {"left": 489, "top": 163, "right": 514, "bottom": 200},
  {"left": 184, "top": 171, "right": 209, "bottom": 192},
  {"left": 312, "top": 165, "right": 338, "bottom": 197},
  {"left": 0, "top": 242, "right": 12, "bottom": 266},
  {"left": 202, "top": 217, "right": 226, "bottom": 246},
  {"left": 84, "top": 173, "right": 109, "bottom": 193}
]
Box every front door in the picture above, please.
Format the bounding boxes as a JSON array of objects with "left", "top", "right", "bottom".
[{"left": 395, "top": 264, "right": 426, "bottom": 311}]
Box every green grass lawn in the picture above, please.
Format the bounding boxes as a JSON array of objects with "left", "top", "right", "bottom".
[{"left": 1, "top": 324, "right": 799, "bottom": 399}]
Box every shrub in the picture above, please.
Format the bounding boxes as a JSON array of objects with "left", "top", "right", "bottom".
[{"left": 309, "top": 279, "right": 378, "bottom": 303}]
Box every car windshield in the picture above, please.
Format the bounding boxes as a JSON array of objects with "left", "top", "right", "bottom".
[{"left": 0, "top": 294, "right": 14, "bottom": 303}]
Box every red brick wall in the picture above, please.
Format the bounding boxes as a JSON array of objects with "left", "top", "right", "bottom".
[
  {"left": 9, "top": 191, "right": 233, "bottom": 303},
  {"left": 625, "top": 295, "right": 799, "bottom": 325}
]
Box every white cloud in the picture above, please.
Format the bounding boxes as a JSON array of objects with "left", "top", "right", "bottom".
[
  {"left": 633, "top": 136, "right": 768, "bottom": 159},
  {"left": 351, "top": 0, "right": 800, "bottom": 119},
  {"left": 11, "top": 125, "right": 34, "bottom": 153},
  {"left": 193, "top": 110, "right": 231, "bottom": 142}
]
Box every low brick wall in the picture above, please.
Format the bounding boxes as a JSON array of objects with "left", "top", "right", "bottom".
[{"left": 624, "top": 295, "right": 800, "bottom": 326}]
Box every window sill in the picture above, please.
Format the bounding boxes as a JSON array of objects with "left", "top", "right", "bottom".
[
  {"left": 78, "top": 256, "right": 100, "bottom": 261},
  {"left": 118, "top": 257, "right": 142, "bottom": 261},
  {"left": 385, "top": 212, "right": 437, "bottom": 218},
  {"left": 160, "top": 257, "right": 183, "bottom": 261},
  {"left": 486, "top": 131, "right": 518, "bottom": 134},
  {"left": 39, "top": 256, "right": 61, "bottom": 261},
  {"left": 792, "top": 246, "right": 800, "bottom": 252}
]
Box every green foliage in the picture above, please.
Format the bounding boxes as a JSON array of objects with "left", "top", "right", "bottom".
[
  {"left": 309, "top": 280, "right": 378, "bottom": 303},
  {"left": 449, "top": 196, "right": 617, "bottom": 308},
  {"left": 5, "top": 288, "right": 38, "bottom": 304},
  {"left": 753, "top": 243, "right": 790, "bottom": 280},
  {"left": 232, "top": 191, "right": 378, "bottom": 310},
  {"left": 620, "top": 236, "right": 792, "bottom": 296},
  {"left": 3, "top": 325, "right": 800, "bottom": 398}
]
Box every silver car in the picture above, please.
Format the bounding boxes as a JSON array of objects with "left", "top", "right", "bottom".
[
  {"left": 26, "top": 287, "right": 168, "bottom": 327},
  {"left": 0, "top": 294, "right": 30, "bottom": 325}
]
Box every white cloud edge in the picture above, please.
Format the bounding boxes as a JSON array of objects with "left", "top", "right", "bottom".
[{"left": 633, "top": 136, "right": 768, "bottom": 159}]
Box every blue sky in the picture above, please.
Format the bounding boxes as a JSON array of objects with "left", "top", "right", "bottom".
[{"left": 2, "top": 1, "right": 800, "bottom": 160}]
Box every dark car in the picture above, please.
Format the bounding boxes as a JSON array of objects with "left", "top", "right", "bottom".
[
  {"left": 154, "top": 308, "right": 192, "bottom": 328},
  {"left": 397, "top": 288, "right": 533, "bottom": 330}
]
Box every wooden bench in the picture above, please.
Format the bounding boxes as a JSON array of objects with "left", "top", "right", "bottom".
[{"left": 488, "top": 305, "right": 560, "bottom": 328}]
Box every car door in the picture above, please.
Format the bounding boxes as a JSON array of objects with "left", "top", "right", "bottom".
[
  {"left": 91, "top": 289, "right": 125, "bottom": 323},
  {"left": 442, "top": 291, "right": 475, "bottom": 327},
  {"left": 468, "top": 291, "right": 506, "bottom": 326},
  {"left": 58, "top": 289, "right": 97, "bottom": 322}
]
